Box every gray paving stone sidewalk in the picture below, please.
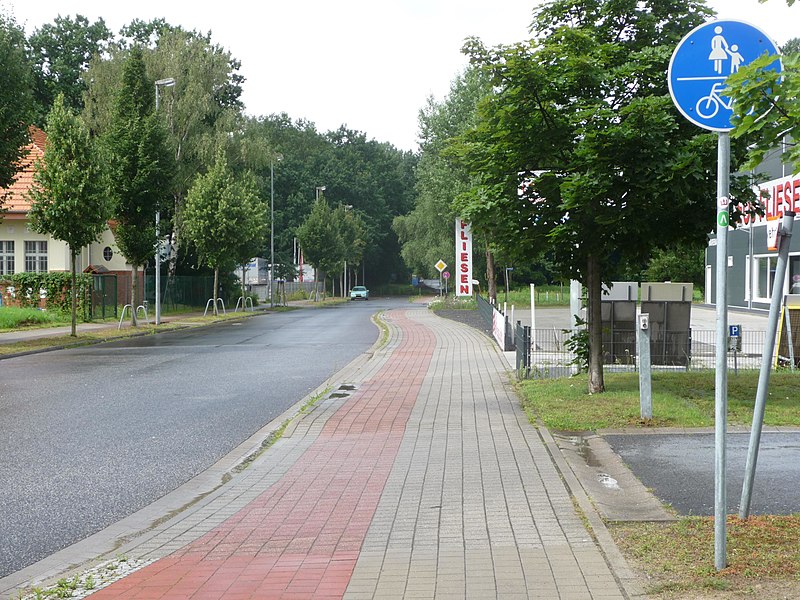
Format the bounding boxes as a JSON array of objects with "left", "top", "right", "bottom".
[{"left": 344, "top": 308, "right": 630, "bottom": 599}]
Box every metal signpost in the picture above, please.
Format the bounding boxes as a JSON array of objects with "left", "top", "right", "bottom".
[
  {"left": 740, "top": 212, "right": 795, "bottom": 519},
  {"left": 668, "top": 20, "right": 781, "bottom": 571},
  {"left": 435, "top": 260, "right": 447, "bottom": 297}
]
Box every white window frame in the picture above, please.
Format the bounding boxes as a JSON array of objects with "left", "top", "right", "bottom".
[
  {"left": 24, "top": 240, "right": 48, "bottom": 273},
  {"left": 752, "top": 252, "right": 800, "bottom": 302},
  {"left": 0, "top": 240, "right": 14, "bottom": 275}
]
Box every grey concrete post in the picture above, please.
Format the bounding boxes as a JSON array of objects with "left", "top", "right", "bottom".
[{"left": 638, "top": 314, "right": 652, "bottom": 419}]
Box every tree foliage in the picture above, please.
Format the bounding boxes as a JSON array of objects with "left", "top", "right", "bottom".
[
  {"left": 27, "top": 94, "right": 111, "bottom": 335},
  {"left": 82, "top": 23, "right": 245, "bottom": 284},
  {"left": 0, "top": 13, "right": 34, "bottom": 193},
  {"left": 296, "top": 195, "right": 341, "bottom": 295},
  {"left": 27, "top": 14, "right": 112, "bottom": 124},
  {"left": 727, "top": 36, "right": 799, "bottom": 168},
  {"left": 455, "top": 0, "right": 723, "bottom": 393},
  {"left": 241, "top": 115, "right": 417, "bottom": 285},
  {"left": 394, "top": 68, "right": 488, "bottom": 280},
  {"left": 105, "top": 47, "right": 173, "bottom": 324},
  {"left": 183, "top": 151, "right": 266, "bottom": 312}
]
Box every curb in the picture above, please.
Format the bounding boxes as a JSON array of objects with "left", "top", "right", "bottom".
[
  {"left": 0, "top": 309, "right": 277, "bottom": 360},
  {"left": 537, "top": 421, "right": 647, "bottom": 599}
]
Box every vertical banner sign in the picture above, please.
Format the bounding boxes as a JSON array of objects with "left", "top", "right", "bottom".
[{"left": 455, "top": 218, "right": 473, "bottom": 296}]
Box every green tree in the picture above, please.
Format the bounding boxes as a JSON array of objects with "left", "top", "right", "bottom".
[
  {"left": 296, "top": 196, "right": 341, "bottom": 299},
  {"left": 230, "top": 172, "right": 269, "bottom": 306},
  {"left": 0, "top": 13, "right": 34, "bottom": 195},
  {"left": 395, "top": 68, "right": 495, "bottom": 295},
  {"left": 82, "top": 23, "right": 244, "bottom": 288},
  {"left": 727, "top": 36, "right": 798, "bottom": 168},
  {"left": 457, "top": 0, "right": 721, "bottom": 393},
  {"left": 332, "top": 204, "right": 367, "bottom": 294},
  {"left": 105, "top": 47, "right": 173, "bottom": 325},
  {"left": 27, "top": 94, "right": 110, "bottom": 335},
  {"left": 27, "top": 14, "right": 113, "bottom": 124},
  {"left": 641, "top": 244, "right": 705, "bottom": 286},
  {"left": 183, "top": 151, "right": 265, "bottom": 314}
]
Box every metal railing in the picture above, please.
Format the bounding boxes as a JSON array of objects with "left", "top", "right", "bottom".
[
  {"left": 477, "top": 294, "right": 514, "bottom": 351},
  {"left": 514, "top": 327, "right": 771, "bottom": 379}
]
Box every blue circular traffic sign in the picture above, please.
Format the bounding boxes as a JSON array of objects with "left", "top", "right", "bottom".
[{"left": 668, "top": 20, "right": 781, "bottom": 131}]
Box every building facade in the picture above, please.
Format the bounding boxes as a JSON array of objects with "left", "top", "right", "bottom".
[
  {"left": 706, "top": 145, "right": 800, "bottom": 310},
  {"left": 0, "top": 127, "right": 130, "bottom": 280}
]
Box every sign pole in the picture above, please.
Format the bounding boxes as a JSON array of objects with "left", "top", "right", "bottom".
[
  {"left": 714, "top": 131, "right": 730, "bottom": 571},
  {"left": 667, "top": 18, "right": 781, "bottom": 574},
  {"left": 740, "top": 211, "right": 795, "bottom": 519}
]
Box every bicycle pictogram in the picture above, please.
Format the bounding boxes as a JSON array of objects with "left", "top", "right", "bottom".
[{"left": 695, "top": 82, "right": 733, "bottom": 119}]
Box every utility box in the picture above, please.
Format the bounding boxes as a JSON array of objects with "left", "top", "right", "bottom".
[
  {"left": 601, "top": 282, "right": 637, "bottom": 366},
  {"left": 639, "top": 282, "right": 692, "bottom": 367}
]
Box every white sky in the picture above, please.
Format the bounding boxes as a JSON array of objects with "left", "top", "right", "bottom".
[{"left": 3, "top": 0, "right": 798, "bottom": 152}]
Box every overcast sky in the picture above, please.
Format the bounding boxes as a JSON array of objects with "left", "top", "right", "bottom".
[{"left": 3, "top": 0, "right": 797, "bottom": 152}]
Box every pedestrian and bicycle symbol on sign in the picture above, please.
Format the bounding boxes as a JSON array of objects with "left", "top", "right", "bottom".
[{"left": 668, "top": 20, "right": 781, "bottom": 131}]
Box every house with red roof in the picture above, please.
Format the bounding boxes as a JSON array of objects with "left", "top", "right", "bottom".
[{"left": 1, "top": 127, "right": 133, "bottom": 298}]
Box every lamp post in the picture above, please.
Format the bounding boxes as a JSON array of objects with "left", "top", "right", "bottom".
[
  {"left": 314, "top": 186, "right": 325, "bottom": 298},
  {"left": 154, "top": 77, "right": 175, "bottom": 325},
  {"left": 343, "top": 204, "right": 352, "bottom": 296},
  {"left": 270, "top": 154, "right": 283, "bottom": 307}
]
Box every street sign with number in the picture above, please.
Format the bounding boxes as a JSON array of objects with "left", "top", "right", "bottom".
[{"left": 668, "top": 20, "right": 781, "bottom": 131}]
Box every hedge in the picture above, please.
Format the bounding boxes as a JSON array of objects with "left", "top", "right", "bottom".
[{"left": 0, "top": 272, "right": 91, "bottom": 317}]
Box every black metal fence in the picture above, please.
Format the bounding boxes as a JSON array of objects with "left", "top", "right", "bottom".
[{"left": 514, "top": 326, "right": 770, "bottom": 379}]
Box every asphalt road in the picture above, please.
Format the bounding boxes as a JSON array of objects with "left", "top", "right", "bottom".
[
  {"left": 0, "top": 297, "right": 404, "bottom": 578},
  {"left": 605, "top": 431, "right": 800, "bottom": 516}
]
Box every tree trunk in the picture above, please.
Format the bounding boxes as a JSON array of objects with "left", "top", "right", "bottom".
[
  {"left": 165, "top": 191, "right": 183, "bottom": 309},
  {"left": 213, "top": 267, "right": 219, "bottom": 316},
  {"left": 586, "top": 254, "right": 605, "bottom": 393},
  {"left": 486, "top": 242, "right": 497, "bottom": 304},
  {"left": 70, "top": 250, "right": 78, "bottom": 337},
  {"left": 130, "top": 264, "right": 139, "bottom": 327}
]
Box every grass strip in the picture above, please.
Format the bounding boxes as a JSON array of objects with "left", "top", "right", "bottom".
[
  {"left": 519, "top": 371, "right": 800, "bottom": 430},
  {"left": 611, "top": 515, "right": 800, "bottom": 597}
]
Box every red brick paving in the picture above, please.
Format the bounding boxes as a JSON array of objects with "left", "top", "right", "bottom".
[{"left": 90, "top": 310, "right": 433, "bottom": 599}]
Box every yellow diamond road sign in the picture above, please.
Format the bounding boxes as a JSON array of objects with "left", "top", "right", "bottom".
[{"left": 435, "top": 260, "right": 447, "bottom": 273}]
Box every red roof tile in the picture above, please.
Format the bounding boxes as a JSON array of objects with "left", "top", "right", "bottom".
[{"left": 2, "top": 126, "right": 46, "bottom": 217}]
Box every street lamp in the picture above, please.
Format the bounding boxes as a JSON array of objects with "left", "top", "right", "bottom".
[
  {"left": 270, "top": 154, "right": 283, "bottom": 307},
  {"left": 154, "top": 77, "right": 175, "bottom": 325},
  {"left": 343, "top": 204, "right": 352, "bottom": 295}
]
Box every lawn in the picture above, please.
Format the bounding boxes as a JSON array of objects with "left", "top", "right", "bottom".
[
  {"left": 0, "top": 306, "right": 68, "bottom": 329},
  {"left": 611, "top": 516, "right": 800, "bottom": 598},
  {"left": 519, "top": 370, "right": 800, "bottom": 430}
]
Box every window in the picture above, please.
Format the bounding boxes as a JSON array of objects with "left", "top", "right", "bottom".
[
  {"left": 753, "top": 253, "right": 800, "bottom": 301},
  {"left": 24, "top": 240, "right": 48, "bottom": 272},
  {"left": 791, "top": 256, "right": 800, "bottom": 295},
  {"left": 0, "top": 241, "right": 13, "bottom": 275},
  {"left": 103, "top": 246, "right": 113, "bottom": 261}
]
